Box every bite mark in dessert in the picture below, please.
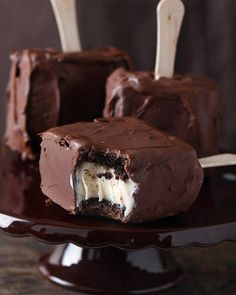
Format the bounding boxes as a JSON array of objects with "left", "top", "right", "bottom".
[{"left": 72, "top": 162, "right": 136, "bottom": 217}]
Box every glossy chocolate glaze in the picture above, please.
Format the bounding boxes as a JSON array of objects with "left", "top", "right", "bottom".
[
  {"left": 4, "top": 48, "right": 131, "bottom": 160},
  {"left": 39, "top": 117, "right": 203, "bottom": 223},
  {"left": 104, "top": 68, "right": 222, "bottom": 157},
  {"left": 1, "top": 145, "right": 236, "bottom": 249}
]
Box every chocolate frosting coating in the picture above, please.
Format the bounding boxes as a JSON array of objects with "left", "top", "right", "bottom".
[
  {"left": 103, "top": 68, "right": 222, "bottom": 157},
  {"left": 4, "top": 48, "right": 131, "bottom": 159},
  {"left": 39, "top": 117, "right": 203, "bottom": 223}
]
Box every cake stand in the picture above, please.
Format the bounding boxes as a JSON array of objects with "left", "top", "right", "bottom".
[{"left": 0, "top": 146, "right": 236, "bottom": 294}]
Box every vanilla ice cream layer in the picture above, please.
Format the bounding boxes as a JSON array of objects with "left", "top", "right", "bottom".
[{"left": 72, "top": 162, "right": 137, "bottom": 217}]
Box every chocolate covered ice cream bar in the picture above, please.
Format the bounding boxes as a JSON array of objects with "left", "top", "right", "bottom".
[
  {"left": 4, "top": 48, "right": 131, "bottom": 159},
  {"left": 104, "top": 68, "right": 222, "bottom": 157},
  {"left": 39, "top": 117, "right": 203, "bottom": 223}
]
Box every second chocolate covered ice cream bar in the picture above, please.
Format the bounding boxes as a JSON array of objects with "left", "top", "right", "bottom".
[
  {"left": 4, "top": 48, "right": 131, "bottom": 159},
  {"left": 39, "top": 117, "right": 203, "bottom": 223},
  {"left": 104, "top": 68, "right": 222, "bottom": 157}
]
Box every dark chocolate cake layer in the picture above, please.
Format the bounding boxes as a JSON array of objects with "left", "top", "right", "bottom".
[
  {"left": 103, "top": 68, "right": 222, "bottom": 157},
  {"left": 4, "top": 48, "right": 131, "bottom": 159},
  {"left": 39, "top": 117, "right": 203, "bottom": 223}
]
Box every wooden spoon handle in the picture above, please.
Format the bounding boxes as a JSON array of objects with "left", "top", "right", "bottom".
[
  {"left": 199, "top": 154, "right": 236, "bottom": 169},
  {"left": 155, "top": 0, "right": 185, "bottom": 80},
  {"left": 50, "top": 0, "right": 81, "bottom": 52}
]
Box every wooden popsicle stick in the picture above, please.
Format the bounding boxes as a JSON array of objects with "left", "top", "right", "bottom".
[
  {"left": 199, "top": 154, "right": 236, "bottom": 169},
  {"left": 155, "top": 0, "right": 185, "bottom": 80},
  {"left": 50, "top": 0, "right": 81, "bottom": 52}
]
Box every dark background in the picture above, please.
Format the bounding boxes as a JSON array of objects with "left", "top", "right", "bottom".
[{"left": 0, "top": 0, "right": 235, "bottom": 151}]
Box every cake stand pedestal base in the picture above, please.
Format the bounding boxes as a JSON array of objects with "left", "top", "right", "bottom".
[{"left": 38, "top": 243, "right": 183, "bottom": 294}]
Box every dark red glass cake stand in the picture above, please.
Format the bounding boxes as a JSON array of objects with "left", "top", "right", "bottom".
[{"left": 1, "top": 146, "right": 236, "bottom": 294}]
